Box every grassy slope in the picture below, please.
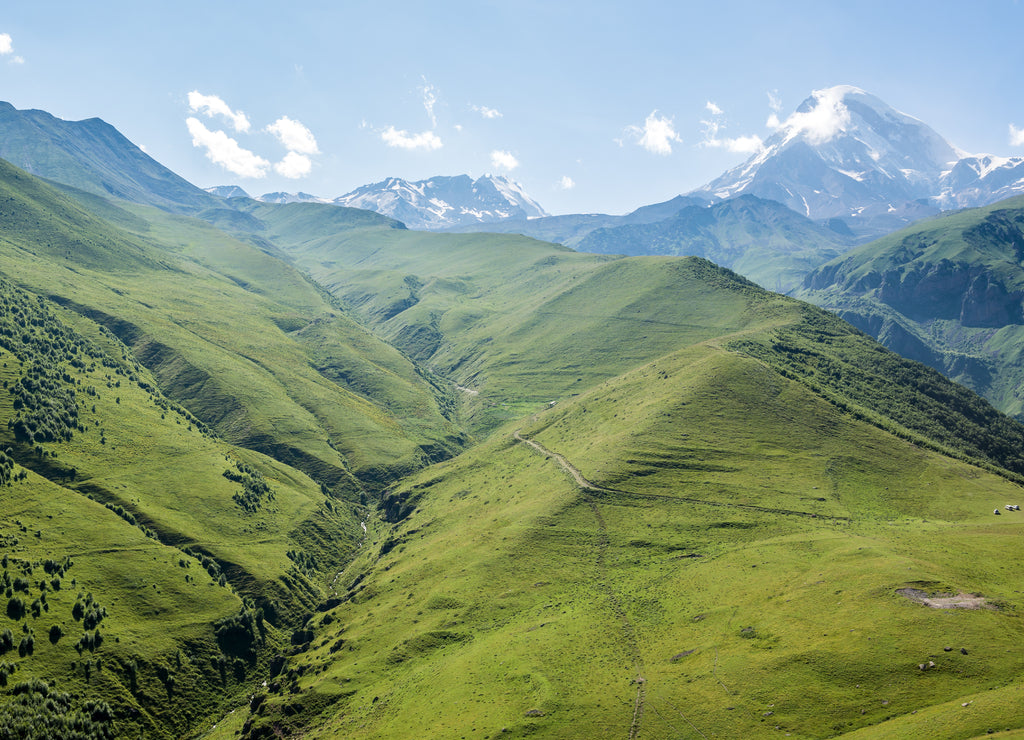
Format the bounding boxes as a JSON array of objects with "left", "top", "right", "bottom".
[
  {"left": 797, "top": 194, "right": 1024, "bottom": 419},
  {"left": 0, "top": 161, "right": 466, "bottom": 494},
  {"left": 0, "top": 276, "right": 359, "bottom": 738},
  {"left": 230, "top": 261, "right": 1024, "bottom": 739},
  {"left": 228, "top": 202, "right": 782, "bottom": 435}
]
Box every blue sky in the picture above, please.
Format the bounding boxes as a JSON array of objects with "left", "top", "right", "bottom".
[{"left": 2, "top": 1, "right": 1023, "bottom": 214}]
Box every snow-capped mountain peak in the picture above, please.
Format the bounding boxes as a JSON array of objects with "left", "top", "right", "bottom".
[
  {"left": 332, "top": 174, "right": 548, "bottom": 230},
  {"left": 691, "top": 85, "right": 1024, "bottom": 240}
]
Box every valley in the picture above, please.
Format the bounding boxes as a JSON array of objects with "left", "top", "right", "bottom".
[{"left": 0, "top": 92, "right": 1024, "bottom": 740}]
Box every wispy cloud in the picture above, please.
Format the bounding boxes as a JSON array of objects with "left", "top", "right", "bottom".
[
  {"left": 558, "top": 175, "right": 575, "bottom": 190},
  {"left": 266, "top": 116, "right": 319, "bottom": 154},
  {"left": 702, "top": 129, "right": 764, "bottom": 154},
  {"left": 765, "top": 90, "right": 784, "bottom": 128},
  {"left": 626, "top": 111, "right": 682, "bottom": 155},
  {"left": 700, "top": 103, "right": 764, "bottom": 155},
  {"left": 491, "top": 150, "right": 519, "bottom": 170},
  {"left": 274, "top": 151, "right": 313, "bottom": 179},
  {"left": 421, "top": 80, "right": 439, "bottom": 128},
  {"left": 186, "top": 117, "right": 269, "bottom": 178},
  {"left": 381, "top": 126, "right": 443, "bottom": 151},
  {"left": 471, "top": 104, "right": 502, "bottom": 119},
  {"left": 0, "top": 33, "right": 23, "bottom": 64},
  {"left": 187, "top": 91, "right": 251, "bottom": 133},
  {"left": 1011, "top": 124, "right": 1024, "bottom": 147}
]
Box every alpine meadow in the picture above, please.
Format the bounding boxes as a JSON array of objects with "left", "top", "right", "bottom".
[{"left": 2, "top": 21, "right": 1024, "bottom": 739}]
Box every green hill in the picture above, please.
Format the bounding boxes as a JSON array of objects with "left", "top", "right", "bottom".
[
  {"left": 226, "top": 258, "right": 1024, "bottom": 740},
  {"left": 797, "top": 194, "right": 1024, "bottom": 420},
  {"left": 4, "top": 128, "right": 1024, "bottom": 739},
  {"left": 0, "top": 159, "right": 467, "bottom": 495},
  {"left": 0, "top": 273, "right": 360, "bottom": 738}
]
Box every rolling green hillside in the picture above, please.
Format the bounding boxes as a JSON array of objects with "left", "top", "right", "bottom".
[
  {"left": 0, "top": 273, "right": 364, "bottom": 738},
  {"left": 797, "top": 194, "right": 1024, "bottom": 419},
  {"left": 0, "top": 160, "right": 467, "bottom": 495},
  {"left": 5, "top": 133, "right": 1024, "bottom": 740},
  {"left": 225, "top": 260, "right": 1024, "bottom": 740}
]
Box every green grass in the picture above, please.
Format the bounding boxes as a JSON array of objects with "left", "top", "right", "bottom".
[
  {"left": 0, "top": 161, "right": 466, "bottom": 494},
  {"left": 0, "top": 272, "right": 363, "bottom": 737},
  {"left": 235, "top": 321, "right": 1024, "bottom": 739},
  {"left": 6, "top": 151, "right": 1024, "bottom": 738}
]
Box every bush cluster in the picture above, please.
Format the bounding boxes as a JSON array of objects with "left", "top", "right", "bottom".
[
  {"left": 0, "top": 679, "right": 114, "bottom": 740},
  {"left": 224, "top": 461, "right": 275, "bottom": 512}
]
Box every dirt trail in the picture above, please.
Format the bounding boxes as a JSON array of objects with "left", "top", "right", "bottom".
[
  {"left": 513, "top": 431, "right": 601, "bottom": 491},
  {"left": 512, "top": 430, "right": 854, "bottom": 737},
  {"left": 513, "top": 430, "right": 848, "bottom": 521},
  {"left": 590, "top": 500, "right": 648, "bottom": 738},
  {"left": 515, "top": 430, "right": 646, "bottom": 735}
]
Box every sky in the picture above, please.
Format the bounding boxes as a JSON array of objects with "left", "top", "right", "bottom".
[{"left": 2, "top": 1, "right": 1023, "bottom": 215}]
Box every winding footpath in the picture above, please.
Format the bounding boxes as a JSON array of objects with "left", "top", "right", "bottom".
[
  {"left": 512, "top": 429, "right": 849, "bottom": 738},
  {"left": 515, "top": 430, "right": 646, "bottom": 737}
]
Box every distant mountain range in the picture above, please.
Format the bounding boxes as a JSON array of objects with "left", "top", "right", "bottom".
[
  {"left": 331, "top": 174, "right": 547, "bottom": 229},
  {"left": 571, "top": 194, "right": 853, "bottom": 293},
  {"left": 207, "top": 174, "right": 548, "bottom": 230},
  {"left": 5, "top": 91, "right": 1024, "bottom": 299}
]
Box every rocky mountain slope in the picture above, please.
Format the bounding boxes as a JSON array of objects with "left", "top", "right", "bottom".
[{"left": 798, "top": 192, "right": 1024, "bottom": 420}]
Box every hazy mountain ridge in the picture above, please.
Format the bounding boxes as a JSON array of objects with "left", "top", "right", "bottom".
[
  {"left": 0, "top": 101, "right": 222, "bottom": 214},
  {"left": 571, "top": 194, "right": 853, "bottom": 293}
]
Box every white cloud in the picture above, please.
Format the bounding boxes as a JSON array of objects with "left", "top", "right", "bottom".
[
  {"left": 701, "top": 117, "right": 764, "bottom": 154},
  {"left": 772, "top": 86, "right": 850, "bottom": 145},
  {"left": 0, "top": 33, "right": 22, "bottom": 64},
  {"left": 1011, "top": 124, "right": 1024, "bottom": 147},
  {"left": 705, "top": 101, "right": 723, "bottom": 116},
  {"left": 558, "top": 175, "right": 575, "bottom": 190},
  {"left": 266, "top": 116, "right": 319, "bottom": 154},
  {"left": 187, "top": 91, "right": 251, "bottom": 133},
  {"left": 186, "top": 117, "right": 269, "bottom": 178},
  {"left": 490, "top": 150, "right": 519, "bottom": 170},
  {"left": 627, "top": 111, "right": 682, "bottom": 155},
  {"left": 767, "top": 89, "right": 782, "bottom": 112},
  {"left": 274, "top": 151, "right": 313, "bottom": 178},
  {"left": 421, "top": 81, "right": 438, "bottom": 127},
  {"left": 706, "top": 132, "right": 764, "bottom": 154},
  {"left": 454, "top": 123, "right": 463, "bottom": 132},
  {"left": 472, "top": 104, "right": 502, "bottom": 119},
  {"left": 381, "top": 126, "right": 443, "bottom": 151}
]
